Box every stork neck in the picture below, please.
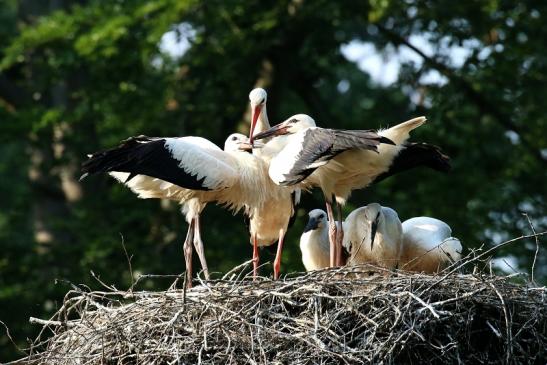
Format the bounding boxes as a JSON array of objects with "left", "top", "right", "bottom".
[{"left": 253, "top": 104, "right": 270, "bottom": 136}]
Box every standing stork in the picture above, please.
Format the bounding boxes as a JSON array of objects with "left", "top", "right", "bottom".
[
  {"left": 342, "top": 203, "right": 403, "bottom": 270},
  {"left": 253, "top": 114, "right": 448, "bottom": 268},
  {"left": 246, "top": 87, "right": 300, "bottom": 279},
  {"left": 81, "top": 133, "right": 269, "bottom": 287},
  {"left": 399, "top": 217, "right": 462, "bottom": 273}
]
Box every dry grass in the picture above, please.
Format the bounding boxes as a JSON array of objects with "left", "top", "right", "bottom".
[{"left": 12, "top": 257, "right": 546, "bottom": 365}]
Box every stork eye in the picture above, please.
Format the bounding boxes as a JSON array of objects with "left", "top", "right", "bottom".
[
  {"left": 231, "top": 136, "right": 238, "bottom": 141},
  {"left": 258, "top": 98, "right": 264, "bottom": 104},
  {"left": 319, "top": 214, "right": 324, "bottom": 219},
  {"left": 289, "top": 118, "right": 298, "bottom": 124}
]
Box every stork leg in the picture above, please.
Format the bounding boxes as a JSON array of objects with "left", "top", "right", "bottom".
[
  {"left": 192, "top": 215, "right": 210, "bottom": 280},
  {"left": 325, "top": 201, "right": 337, "bottom": 267},
  {"left": 273, "top": 229, "right": 286, "bottom": 280},
  {"left": 252, "top": 233, "right": 259, "bottom": 280},
  {"left": 335, "top": 202, "right": 345, "bottom": 266},
  {"left": 183, "top": 219, "right": 195, "bottom": 288}
]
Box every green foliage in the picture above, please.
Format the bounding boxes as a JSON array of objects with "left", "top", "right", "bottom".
[{"left": 0, "top": 0, "right": 545, "bottom": 361}]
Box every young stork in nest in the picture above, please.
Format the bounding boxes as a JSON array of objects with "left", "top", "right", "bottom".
[
  {"left": 399, "top": 217, "right": 462, "bottom": 273},
  {"left": 300, "top": 208, "right": 463, "bottom": 274},
  {"left": 343, "top": 203, "right": 403, "bottom": 270},
  {"left": 299, "top": 209, "right": 333, "bottom": 271}
]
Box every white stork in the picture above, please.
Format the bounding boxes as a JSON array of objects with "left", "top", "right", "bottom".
[
  {"left": 299, "top": 209, "right": 332, "bottom": 271},
  {"left": 81, "top": 133, "right": 269, "bottom": 287},
  {"left": 342, "top": 203, "right": 403, "bottom": 270},
  {"left": 246, "top": 87, "right": 300, "bottom": 279},
  {"left": 399, "top": 217, "right": 462, "bottom": 273},
  {"left": 252, "top": 114, "right": 449, "bottom": 268}
]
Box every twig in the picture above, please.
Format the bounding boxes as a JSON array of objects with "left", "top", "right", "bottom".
[
  {"left": 0, "top": 320, "right": 24, "bottom": 354},
  {"left": 428, "top": 232, "right": 547, "bottom": 290},
  {"left": 522, "top": 213, "right": 540, "bottom": 283},
  {"left": 119, "top": 232, "right": 134, "bottom": 292}
]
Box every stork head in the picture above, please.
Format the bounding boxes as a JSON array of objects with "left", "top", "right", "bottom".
[
  {"left": 304, "top": 209, "right": 328, "bottom": 233},
  {"left": 252, "top": 114, "right": 316, "bottom": 141},
  {"left": 224, "top": 133, "right": 252, "bottom": 152},
  {"left": 249, "top": 88, "right": 267, "bottom": 144},
  {"left": 361, "top": 203, "right": 383, "bottom": 250}
]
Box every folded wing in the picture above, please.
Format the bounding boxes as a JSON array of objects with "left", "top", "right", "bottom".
[{"left": 269, "top": 127, "right": 393, "bottom": 186}]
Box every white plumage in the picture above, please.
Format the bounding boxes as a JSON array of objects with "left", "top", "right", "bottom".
[
  {"left": 299, "top": 209, "right": 331, "bottom": 271},
  {"left": 246, "top": 88, "right": 299, "bottom": 279},
  {"left": 399, "top": 217, "right": 462, "bottom": 273},
  {"left": 343, "top": 203, "right": 403, "bottom": 270},
  {"left": 83, "top": 133, "right": 270, "bottom": 287},
  {"left": 253, "top": 114, "right": 426, "bottom": 268},
  {"left": 299, "top": 208, "right": 463, "bottom": 274},
  {"left": 260, "top": 115, "right": 426, "bottom": 204}
]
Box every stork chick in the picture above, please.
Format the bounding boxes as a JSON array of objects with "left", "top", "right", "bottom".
[
  {"left": 399, "top": 217, "right": 462, "bottom": 273},
  {"left": 343, "top": 203, "right": 402, "bottom": 270},
  {"left": 299, "top": 209, "right": 331, "bottom": 271}
]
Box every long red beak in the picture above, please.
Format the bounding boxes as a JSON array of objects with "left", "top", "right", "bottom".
[
  {"left": 252, "top": 122, "right": 290, "bottom": 140},
  {"left": 249, "top": 105, "right": 262, "bottom": 144}
]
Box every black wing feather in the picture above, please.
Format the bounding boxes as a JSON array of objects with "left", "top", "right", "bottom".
[
  {"left": 280, "top": 128, "right": 394, "bottom": 186},
  {"left": 81, "top": 136, "right": 210, "bottom": 191},
  {"left": 372, "top": 142, "right": 451, "bottom": 184},
  {"left": 286, "top": 191, "right": 299, "bottom": 230}
]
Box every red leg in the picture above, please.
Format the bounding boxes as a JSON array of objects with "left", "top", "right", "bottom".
[
  {"left": 252, "top": 233, "right": 259, "bottom": 280},
  {"left": 183, "top": 219, "right": 195, "bottom": 288},
  {"left": 192, "top": 215, "right": 210, "bottom": 280},
  {"left": 273, "top": 229, "right": 285, "bottom": 280}
]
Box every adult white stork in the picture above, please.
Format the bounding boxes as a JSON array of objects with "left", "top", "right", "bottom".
[
  {"left": 399, "top": 217, "right": 462, "bottom": 273},
  {"left": 253, "top": 114, "right": 449, "bottom": 268},
  {"left": 81, "top": 133, "right": 269, "bottom": 287},
  {"left": 299, "top": 209, "right": 331, "bottom": 271},
  {"left": 246, "top": 87, "right": 300, "bottom": 279},
  {"left": 342, "top": 203, "right": 403, "bottom": 270}
]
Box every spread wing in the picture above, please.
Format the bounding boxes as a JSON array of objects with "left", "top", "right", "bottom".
[
  {"left": 269, "top": 127, "right": 394, "bottom": 186},
  {"left": 81, "top": 135, "right": 238, "bottom": 191}
]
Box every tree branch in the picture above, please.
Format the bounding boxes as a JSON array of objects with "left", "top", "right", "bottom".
[{"left": 377, "top": 25, "right": 546, "bottom": 165}]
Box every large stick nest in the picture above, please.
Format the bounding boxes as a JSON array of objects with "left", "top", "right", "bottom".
[{"left": 17, "top": 264, "right": 546, "bottom": 364}]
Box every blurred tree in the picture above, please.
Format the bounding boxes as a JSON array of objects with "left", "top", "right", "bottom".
[{"left": 0, "top": 0, "right": 545, "bottom": 360}]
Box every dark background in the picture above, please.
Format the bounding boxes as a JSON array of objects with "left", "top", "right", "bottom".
[{"left": 0, "top": 0, "right": 545, "bottom": 361}]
